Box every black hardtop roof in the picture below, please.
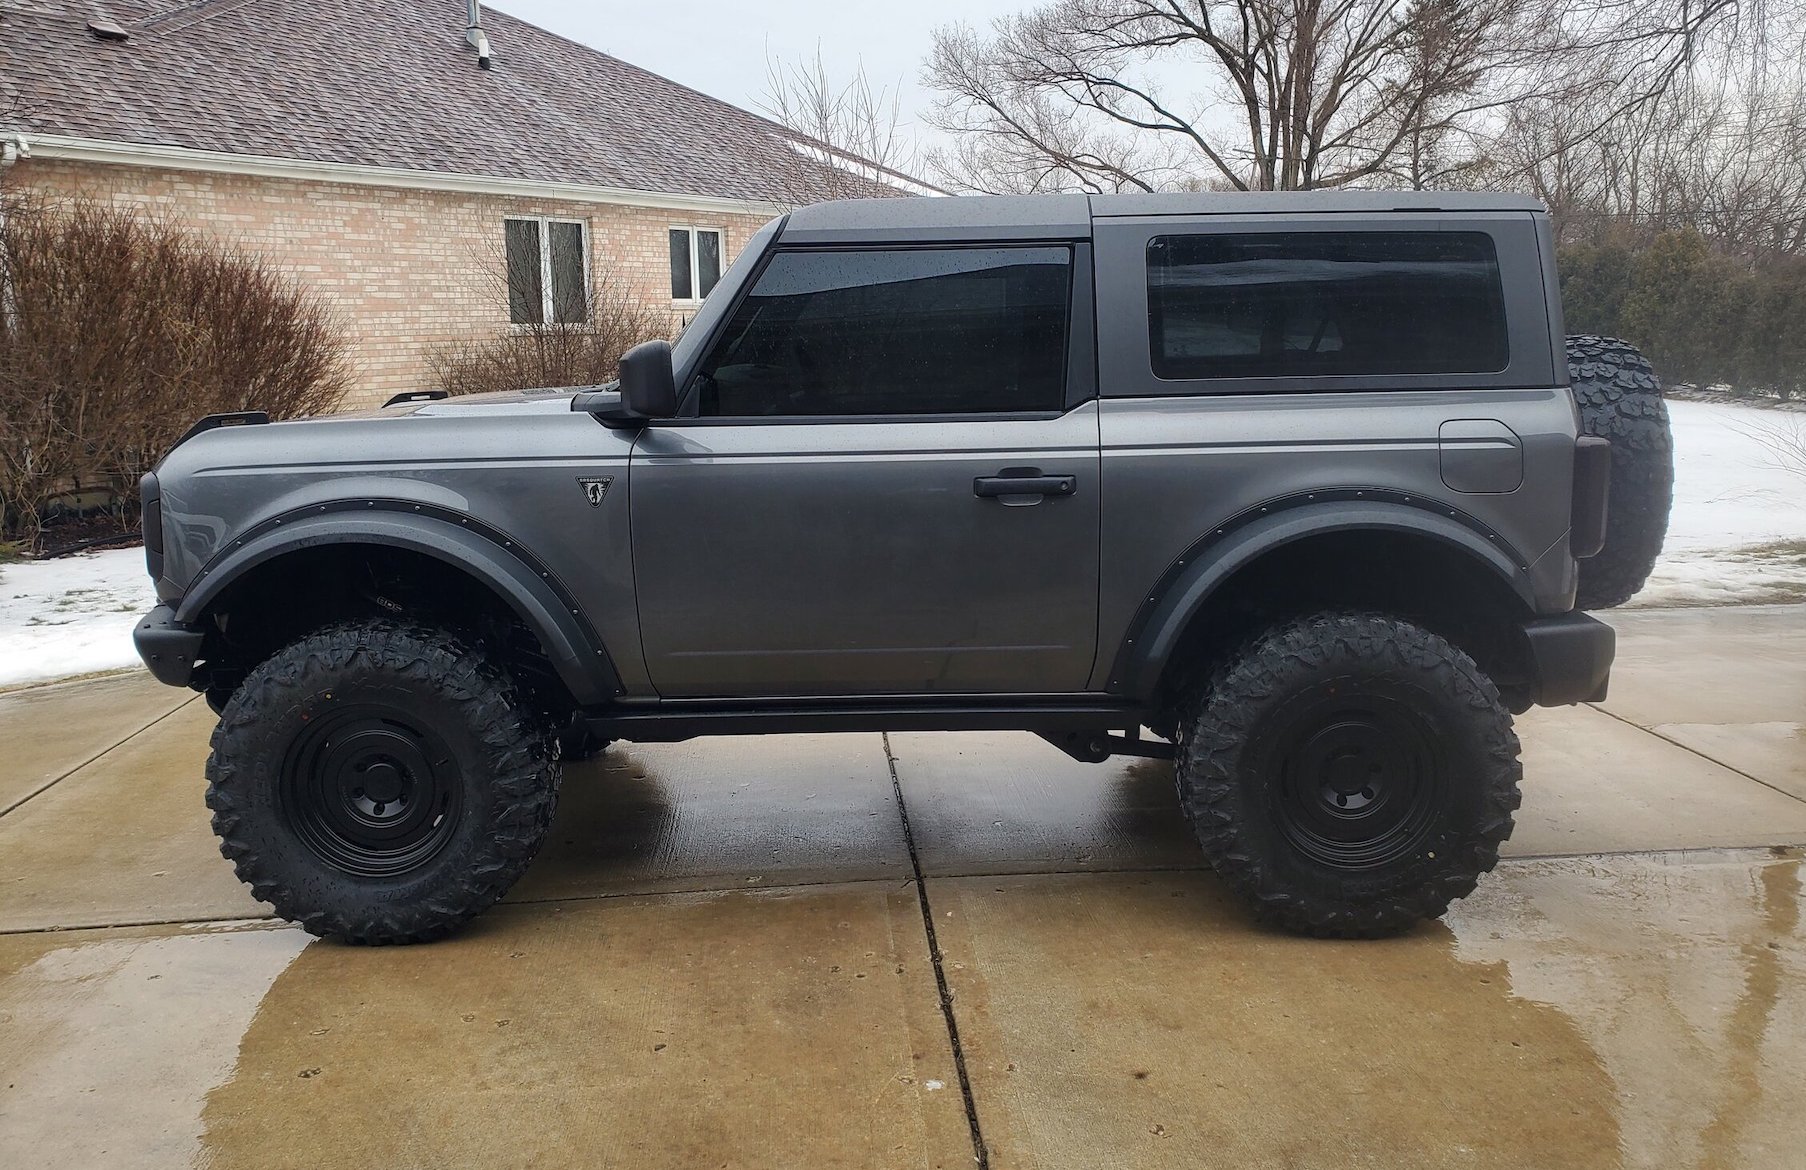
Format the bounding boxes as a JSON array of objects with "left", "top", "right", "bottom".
[{"left": 779, "top": 190, "right": 1546, "bottom": 244}]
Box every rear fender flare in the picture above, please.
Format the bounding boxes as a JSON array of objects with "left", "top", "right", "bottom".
[
  {"left": 173, "top": 503, "right": 619, "bottom": 705},
  {"left": 1109, "top": 491, "right": 1536, "bottom": 701}
]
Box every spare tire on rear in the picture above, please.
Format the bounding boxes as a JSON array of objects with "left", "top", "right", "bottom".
[{"left": 1566, "top": 336, "right": 1674, "bottom": 609}]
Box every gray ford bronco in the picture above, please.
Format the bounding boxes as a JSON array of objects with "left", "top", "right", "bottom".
[{"left": 134, "top": 192, "right": 1672, "bottom": 944}]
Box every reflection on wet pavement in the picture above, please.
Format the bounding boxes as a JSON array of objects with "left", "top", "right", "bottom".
[
  {"left": 1448, "top": 849, "right": 1806, "bottom": 1170},
  {"left": 930, "top": 870, "right": 1623, "bottom": 1170},
  {"left": 2, "top": 855, "right": 1804, "bottom": 1168},
  {"left": 931, "top": 851, "right": 1806, "bottom": 1169},
  {"left": 190, "top": 887, "right": 970, "bottom": 1170},
  {"left": 0, "top": 923, "right": 308, "bottom": 1169},
  {"left": 887, "top": 731, "right": 1200, "bottom": 875},
  {"left": 512, "top": 734, "right": 910, "bottom": 903}
]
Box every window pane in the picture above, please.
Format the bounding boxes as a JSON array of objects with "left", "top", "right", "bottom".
[
  {"left": 697, "top": 247, "right": 1071, "bottom": 417},
  {"left": 669, "top": 229, "right": 693, "bottom": 300},
  {"left": 697, "top": 230, "right": 722, "bottom": 298},
  {"left": 505, "top": 219, "right": 544, "bottom": 325},
  {"left": 549, "top": 221, "right": 588, "bottom": 323},
  {"left": 1147, "top": 232, "right": 1508, "bottom": 381}
]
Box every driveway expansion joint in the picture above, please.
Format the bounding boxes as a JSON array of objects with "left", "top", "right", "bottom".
[
  {"left": 1588, "top": 701, "right": 1806, "bottom": 806},
  {"left": 0, "top": 693, "right": 202, "bottom": 820},
  {"left": 883, "top": 731, "right": 991, "bottom": 1170}
]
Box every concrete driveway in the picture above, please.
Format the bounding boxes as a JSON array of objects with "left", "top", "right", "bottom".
[{"left": 1, "top": 605, "right": 1803, "bottom": 1169}]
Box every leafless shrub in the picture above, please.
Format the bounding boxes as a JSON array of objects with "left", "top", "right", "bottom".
[
  {"left": 429, "top": 274, "right": 671, "bottom": 397},
  {"left": 0, "top": 195, "right": 350, "bottom": 547},
  {"left": 1747, "top": 413, "right": 1806, "bottom": 479}
]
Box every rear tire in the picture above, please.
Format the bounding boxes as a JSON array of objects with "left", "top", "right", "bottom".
[
  {"left": 205, "top": 620, "right": 560, "bottom": 944},
  {"left": 1177, "top": 613, "right": 1521, "bottom": 938},
  {"left": 1567, "top": 335, "right": 1674, "bottom": 609}
]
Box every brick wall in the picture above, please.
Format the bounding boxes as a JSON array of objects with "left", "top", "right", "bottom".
[{"left": 11, "top": 158, "right": 775, "bottom": 409}]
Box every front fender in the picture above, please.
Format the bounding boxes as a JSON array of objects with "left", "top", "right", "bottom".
[
  {"left": 1106, "top": 493, "right": 1537, "bottom": 701},
  {"left": 173, "top": 503, "right": 619, "bottom": 705}
]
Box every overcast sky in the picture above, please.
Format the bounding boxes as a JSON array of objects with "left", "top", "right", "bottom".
[{"left": 497, "top": 1, "right": 1024, "bottom": 138}]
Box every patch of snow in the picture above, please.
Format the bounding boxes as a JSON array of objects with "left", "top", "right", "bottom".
[
  {"left": 0, "top": 547, "right": 157, "bottom": 687},
  {"left": 1621, "top": 400, "right": 1806, "bottom": 608}
]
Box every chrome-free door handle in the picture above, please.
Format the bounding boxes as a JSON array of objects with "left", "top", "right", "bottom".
[{"left": 973, "top": 473, "right": 1076, "bottom": 499}]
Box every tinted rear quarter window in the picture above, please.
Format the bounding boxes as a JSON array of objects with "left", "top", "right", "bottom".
[
  {"left": 1147, "top": 232, "right": 1508, "bottom": 382},
  {"left": 697, "top": 247, "right": 1071, "bottom": 417}
]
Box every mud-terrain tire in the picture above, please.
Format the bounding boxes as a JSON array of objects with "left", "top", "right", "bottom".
[
  {"left": 205, "top": 621, "right": 560, "bottom": 944},
  {"left": 1567, "top": 335, "right": 1674, "bottom": 609},
  {"left": 1176, "top": 613, "right": 1521, "bottom": 938}
]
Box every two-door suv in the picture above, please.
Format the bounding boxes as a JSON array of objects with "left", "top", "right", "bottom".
[{"left": 135, "top": 192, "right": 1672, "bottom": 944}]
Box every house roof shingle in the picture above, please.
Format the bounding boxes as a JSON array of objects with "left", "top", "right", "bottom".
[{"left": 0, "top": 0, "right": 915, "bottom": 203}]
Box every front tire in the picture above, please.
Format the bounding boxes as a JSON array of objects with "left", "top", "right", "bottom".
[
  {"left": 205, "top": 621, "right": 560, "bottom": 944},
  {"left": 1177, "top": 613, "right": 1521, "bottom": 938}
]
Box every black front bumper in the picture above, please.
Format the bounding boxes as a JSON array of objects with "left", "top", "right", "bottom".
[
  {"left": 134, "top": 605, "right": 204, "bottom": 688},
  {"left": 1522, "top": 611, "right": 1615, "bottom": 706}
]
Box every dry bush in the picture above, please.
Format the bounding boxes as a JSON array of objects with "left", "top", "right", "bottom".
[
  {"left": 0, "top": 195, "right": 349, "bottom": 546},
  {"left": 430, "top": 275, "right": 671, "bottom": 397}
]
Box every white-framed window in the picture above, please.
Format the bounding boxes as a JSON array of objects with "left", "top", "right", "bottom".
[
  {"left": 669, "top": 226, "right": 724, "bottom": 302},
  {"left": 504, "top": 216, "right": 589, "bottom": 325}
]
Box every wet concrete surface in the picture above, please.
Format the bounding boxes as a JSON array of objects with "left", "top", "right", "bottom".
[
  {"left": 0, "top": 887, "right": 972, "bottom": 1170},
  {"left": 1510, "top": 704, "right": 1806, "bottom": 856},
  {"left": 888, "top": 731, "right": 1202, "bottom": 876},
  {"left": 933, "top": 850, "right": 1804, "bottom": 1170},
  {"left": 1, "top": 604, "right": 1804, "bottom": 1167},
  {"left": 0, "top": 697, "right": 262, "bottom": 932},
  {"left": 1602, "top": 606, "right": 1806, "bottom": 799},
  {"left": 513, "top": 733, "right": 911, "bottom": 903},
  {"left": 0, "top": 672, "right": 189, "bottom": 813}
]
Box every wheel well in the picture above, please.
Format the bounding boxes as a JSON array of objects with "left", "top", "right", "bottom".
[
  {"left": 189, "top": 543, "right": 577, "bottom": 721},
  {"left": 1153, "top": 529, "right": 1536, "bottom": 723}
]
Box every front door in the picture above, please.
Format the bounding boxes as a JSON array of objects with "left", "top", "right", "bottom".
[{"left": 630, "top": 244, "right": 1100, "bottom": 697}]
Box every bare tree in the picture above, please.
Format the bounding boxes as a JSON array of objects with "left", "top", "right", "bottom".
[
  {"left": 1494, "top": 54, "right": 1806, "bottom": 252},
  {"left": 922, "top": 0, "right": 1771, "bottom": 193},
  {"left": 757, "top": 49, "right": 930, "bottom": 204}
]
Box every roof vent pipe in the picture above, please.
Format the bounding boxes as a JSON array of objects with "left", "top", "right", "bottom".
[{"left": 465, "top": 0, "right": 492, "bottom": 69}]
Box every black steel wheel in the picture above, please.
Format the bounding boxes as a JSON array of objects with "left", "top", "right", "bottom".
[
  {"left": 1266, "top": 689, "right": 1445, "bottom": 872},
  {"left": 279, "top": 707, "right": 464, "bottom": 878},
  {"left": 206, "top": 621, "right": 560, "bottom": 944},
  {"left": 1177, "top": 612, "right": 1521, "bottom": 938}
]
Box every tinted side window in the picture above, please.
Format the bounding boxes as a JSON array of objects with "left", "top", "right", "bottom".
[
  {"left": 696, "top": 247, "right": 1071, "bottom": 417},
  {"left": 1147, "top": 232, "right": 1508, "bottom": 382}
]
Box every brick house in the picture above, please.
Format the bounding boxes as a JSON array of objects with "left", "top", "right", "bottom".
[{"left": 0, "top": 0, "right": 921, "bottom": 407}]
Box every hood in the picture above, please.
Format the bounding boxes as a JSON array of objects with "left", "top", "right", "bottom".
[
  {"left": 329, "top": 385, "right": 590, "bottom": 421},
  {"left": 154, "top": 385, "right": 621, "bottom": 481}
]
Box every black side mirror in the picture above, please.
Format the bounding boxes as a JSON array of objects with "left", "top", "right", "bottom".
[{"left": 618, "top": 339, "right": 678, "bottom": 418}]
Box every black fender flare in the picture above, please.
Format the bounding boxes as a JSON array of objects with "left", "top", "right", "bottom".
[
  {"left": 1108, "top": 491, "right": 1536, "bottom": 702},
  {"left": 173, "top": 502, "right": 619, "bottom": 705}
]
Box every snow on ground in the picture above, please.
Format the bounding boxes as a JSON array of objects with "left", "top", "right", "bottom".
[
  {"left": 0, "top": 399, "right": 1800, "bottom": 688},
  {"left": 0, "top": 547, "right": 157, "bottom": 687},
  {"left": 1623, "top": 400, "right": 1806, "bottom": 608}
]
